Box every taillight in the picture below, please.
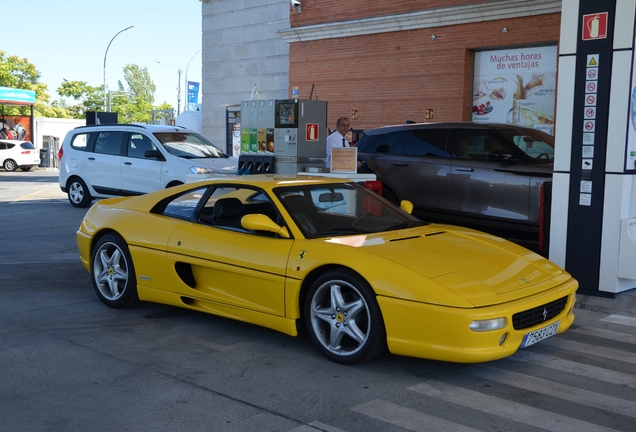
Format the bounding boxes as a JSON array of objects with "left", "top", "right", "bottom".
[{"left": 58, "top": 144, "right": 64, "bottom": 161}]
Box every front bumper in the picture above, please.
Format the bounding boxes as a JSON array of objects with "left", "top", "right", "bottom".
[{"left": 378, "top": 277, "right": 577, "bottom": 363}]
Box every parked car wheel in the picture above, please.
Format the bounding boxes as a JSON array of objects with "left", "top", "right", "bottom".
[
  {"left": 21, "top": 166, "right": 32, "bottom": 172},
  {"left": 91, "top": 233, "right": 139, "bottom": 309},
  {"left": 305, "top": 270, "right": 386, "bottom": 364},
  {"left": 67, "top": 177, "right": 92, "bottom": 208},
  {"left": 3, "top": 159, "right": 17, "bottom": 172}
]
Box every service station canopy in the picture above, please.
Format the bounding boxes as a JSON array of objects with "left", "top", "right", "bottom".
[{"left": 0, "top": 86, "right": 36, "bottom": 106}]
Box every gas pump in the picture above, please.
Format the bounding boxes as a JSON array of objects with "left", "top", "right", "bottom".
[{"left": 240, "top": 99, "right": 327, "bottom": 174}]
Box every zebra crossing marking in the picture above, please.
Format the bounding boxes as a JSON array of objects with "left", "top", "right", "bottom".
[
  {"left": 351, "top": 399, "right": 480, "bottom": 432},
  {"left": 601, "top": 315, "right": 636, "bottom": 327},
  {"left": 409, "top": 381, "right": 621, "bottom": 432},
  {"left": 468, "top": 364, "right": 636, "bottom": 418}
]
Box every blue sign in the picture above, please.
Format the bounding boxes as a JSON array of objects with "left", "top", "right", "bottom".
[
  {"left": 0, "top": 87, "right": 36, "bottom": 105},
  {"left": 187, "top": 81, "right": 199, "bottom": 111}
]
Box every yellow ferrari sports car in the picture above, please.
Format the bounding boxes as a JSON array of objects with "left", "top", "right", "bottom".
[{"left": 77, "top": 175, "right": 577, "bottom": 364}]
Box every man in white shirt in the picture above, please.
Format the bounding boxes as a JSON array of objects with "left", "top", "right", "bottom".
[{"left": 326, "top": 117, "right": 350, "bottom": 168}]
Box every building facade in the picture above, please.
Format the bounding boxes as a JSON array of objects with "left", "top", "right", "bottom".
[{"left": 202, "top": 0, "right": 561, "bottom": 149}]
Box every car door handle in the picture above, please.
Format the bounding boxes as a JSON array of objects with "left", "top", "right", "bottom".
[
  {"left": 455, "top": 168, "right": 474, "bottom": 172},
  {"left": 124, "top": 162, "right": 132, "bottom": 165},
  {"left": 88, "top": 157, "right": 95, "bottom": 161},
  {"left": 392, "top": 162, "right": 407, "bottom": 166}
]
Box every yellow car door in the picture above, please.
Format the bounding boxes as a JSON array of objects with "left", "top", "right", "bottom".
[{"left": 166, "top": 223, "right": 293, "bottom": 317}]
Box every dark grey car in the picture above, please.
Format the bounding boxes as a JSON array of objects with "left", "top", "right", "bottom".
[{"left": 355, "top": 122, "right": 554, "bottom": 246}]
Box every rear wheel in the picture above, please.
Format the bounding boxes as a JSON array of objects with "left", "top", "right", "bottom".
[
  {"left": 67, "top": 177, "right": 92, "bottom": 208},
  {"left": 21, "top": 166, "right": 32, "bottom": 172},
  {"left": 304, "top": 270, "right": 386, "bottom": 364},
  {"left": 91, "top": 233, "right": 139, "bottom": 309},
  {"left": 3, "top": 159, "right": 17, "bottom": 172}
]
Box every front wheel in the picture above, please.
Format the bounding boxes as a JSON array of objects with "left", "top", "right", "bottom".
[
  {"left": 304, "top": 270, "right": 386, "bottom": 364},
  {"left": 67, "top": 177, "right": 92, "bottom": 208},
  {"left": 3, "top": 159, "right": 17, "bottom": 172},
  {"left": 91, "top": 233, "right": 139, "bottom": 309}
]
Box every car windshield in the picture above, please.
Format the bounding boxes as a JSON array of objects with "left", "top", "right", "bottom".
[
  {"left": 275, "top": 182, "right": 427, "bottom": 238},
  {"left": 154, "top": 132, "right": 228, "bottom": 159},
  {"left": 20, "top": 141, "right": 36, "bottom": 150},
  {"left": 498, "top": 127, "right": 555, "bottom": 163}
]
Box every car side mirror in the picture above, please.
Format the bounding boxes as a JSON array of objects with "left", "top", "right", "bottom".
[
  {"left": 400, "top": 200, "right": 414, "bottom": 214},
  {"left": 241, "top": 214, "right": 290, "bottom": 238},
  {"left": 145, "top": 150, "right": 165, "bottom": 161}
]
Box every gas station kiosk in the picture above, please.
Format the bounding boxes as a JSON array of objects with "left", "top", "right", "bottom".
[{"left": 240, "top": 98, "right": 327, "bottom": 174}]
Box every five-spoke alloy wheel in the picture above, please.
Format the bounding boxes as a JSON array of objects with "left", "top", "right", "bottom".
[
  {"left": 91, "top": 234, "right": 138, "bottom": 309},
  {"left": 305, "top": 270, "right": 386, "bottom": 364}
]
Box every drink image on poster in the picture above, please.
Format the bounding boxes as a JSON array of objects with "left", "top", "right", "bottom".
[
  {"left": 266, "top": 128, "right": 274, "bottom": 153},
  {"left": 258, "top": 129, "right": 266, "bottom": 153}
]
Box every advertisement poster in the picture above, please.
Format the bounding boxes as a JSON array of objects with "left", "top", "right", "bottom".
[
  {"left": 0, "top": 115, "right": 32, "bottom": 142},
  {"left": 473, "top": 46, "right": 557, "bottom": 135},
  {"left": 187, "top": 81, "right": 199, "bottom": 111},
  {"left": 625, "top": 37, "right": 636, "bottom": 171}
]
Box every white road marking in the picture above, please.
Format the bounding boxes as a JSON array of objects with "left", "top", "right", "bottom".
[
  {"left": 409, "top": 381, "right": 621, "bottom": 432},
  {"left": 601, "top": 314, "right": 636, "bottom": 327},
  {"left": 513, "top": 350, "right": 636, "bottom": 388},
  {"left": 468, "top": 364, "right": 636, "bottom": 418},
  {"left": 351, "top": 399, "right": 480, "bottom": 432}
]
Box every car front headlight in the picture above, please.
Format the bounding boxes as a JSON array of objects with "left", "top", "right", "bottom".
[
  {"left": 190, "top": 166, "right": 213, "bottom": 175},
  {"left": 469, "top": 317, "right": 507, "bottom": 332}
]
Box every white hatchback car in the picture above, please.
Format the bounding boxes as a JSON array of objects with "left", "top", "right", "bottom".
[
  {"left": 0, "top": 139, "right": 40, "bottom": 172},
  {"left": 58, "top": 124, "right": 238, "bottom": 207}
]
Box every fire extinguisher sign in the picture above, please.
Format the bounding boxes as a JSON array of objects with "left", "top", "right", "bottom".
[
  {"left": 582, "top": 12, "right": 608, "bottom": 41},
  {"left": 306, "top": 123, "right": 319, "bottom": 141}
]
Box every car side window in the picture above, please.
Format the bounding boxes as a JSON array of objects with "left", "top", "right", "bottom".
[
  {"left": 161, "top": 186, "right": 208, "bottom": 220},
  {"left": 361, "top": 131, "right": 406, "bottom": 154},
  {"left": 405, "top": 129, "right": 450, "bottom": 157},
  {"left": 71, "top": 132, "right": 92, "bottom": 151},
  {"left": 0, "top": 143, "right": 5, "bottom": 150},
  {"left": 454, "top": 131, "right": 505, "bottom": 160},
  {"left": 127, "top": 133, "right": 157, "bottom": 159},
  {"left": 197, "top": 186, "right": 281, "bottom": 236},
  {"left": 94, "top": 131, "right": 125, "bottom": 156}
]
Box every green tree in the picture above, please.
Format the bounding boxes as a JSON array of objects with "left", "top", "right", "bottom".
[
  {"left": 57, "top": 80, "right": 103, "bottom": 119},
  {"left": 0, "top": 50, "right": 69, "bottom": 118}
]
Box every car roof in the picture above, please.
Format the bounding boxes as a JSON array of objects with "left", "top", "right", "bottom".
[
  {"left": 361, "top": 121, "right": 526, "bottom": 135},
  {"left": 0, "top": 139, "right": 31, "bottom": 144},
  {"left": 71, "top": 124, "right": 195, "bottom": 133},
  {"left": 190, "top": 174, "right": 354, "bottom": 189}
]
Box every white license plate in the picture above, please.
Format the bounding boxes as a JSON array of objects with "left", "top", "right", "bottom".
[{"left": 520, "top": 320, "right": 560, "bottom": 348}]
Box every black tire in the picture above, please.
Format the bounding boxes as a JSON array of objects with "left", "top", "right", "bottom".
[
  {"left": 3, "top": 159, "right": 18, "bottom": 172},
  {"left": 91, "top": 233, "right": 139, "bottom": 309},
  {"left": 20, "top": 166, "right": 32, "bottom": 172},
  {"left": 304, "top": 270, "right": 386, "bottom": 364},
  {"left": 67, "top": 177, "right": 92, "bottom": 208}
]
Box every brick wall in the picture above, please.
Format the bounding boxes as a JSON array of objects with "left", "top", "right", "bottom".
[
  {"left": 290, "top": 13, "right": 561, "bottom": 130},
  {"left": 291, "top": 0, "right": 490, "bottom": 27}
]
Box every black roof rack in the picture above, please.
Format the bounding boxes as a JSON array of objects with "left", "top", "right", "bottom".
[{"left": 72, "top": 124, "right": 188, "bottom": 131}]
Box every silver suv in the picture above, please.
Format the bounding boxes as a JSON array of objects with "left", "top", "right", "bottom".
[
  {"left": 58, "top": 124, "right": 237, "bottom": 207},
  {"left": 355, "top": 122, "right": 554, "bottom": 246}
]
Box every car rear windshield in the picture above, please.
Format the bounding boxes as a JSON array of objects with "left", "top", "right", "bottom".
[
  {"left": 20, "top": 141, "right": 36, "bottom": 149},
  {"left": 154, "top": 132, "right": 228, "bottom": 159}
]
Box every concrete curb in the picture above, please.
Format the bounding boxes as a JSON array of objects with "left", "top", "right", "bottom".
[{"left": 575, "top": 289, "right": 636, "bottom": 318}]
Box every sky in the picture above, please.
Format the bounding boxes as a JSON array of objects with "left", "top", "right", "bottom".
[{"left": 4, "top": 0, "right": 203, "bottom": 112}]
